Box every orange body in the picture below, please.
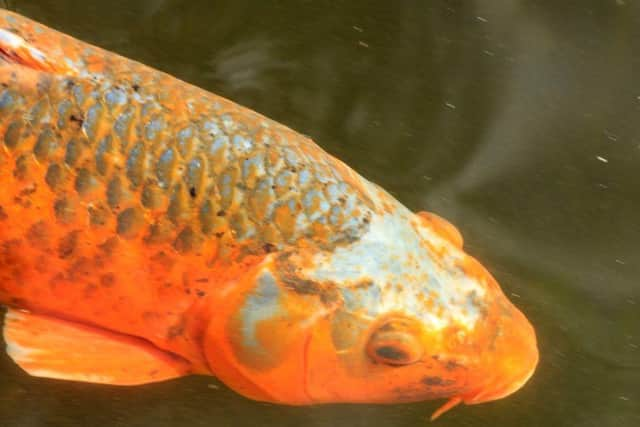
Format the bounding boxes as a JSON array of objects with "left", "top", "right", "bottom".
[{"left": 0, "top": 9, "right": 538, "bottom": 419}]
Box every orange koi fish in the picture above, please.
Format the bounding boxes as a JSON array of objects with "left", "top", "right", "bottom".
[{"left": 0, "top": 9, "right": 538, "bottom": 420}]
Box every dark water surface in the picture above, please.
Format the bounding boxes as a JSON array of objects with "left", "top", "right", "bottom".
[{"left": 1, "top": 1, "right": 638, "bottom": 426}]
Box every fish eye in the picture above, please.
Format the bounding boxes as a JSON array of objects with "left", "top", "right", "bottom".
[{"left": 366, "top": 317, "right": 423, "bottom": 366}]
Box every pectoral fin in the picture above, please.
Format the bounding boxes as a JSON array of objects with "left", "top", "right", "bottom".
[{"left": 3, "top": 309, "right": 191, "bottom": 385}]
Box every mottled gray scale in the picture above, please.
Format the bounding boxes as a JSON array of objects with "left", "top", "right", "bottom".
[
  {"left": 185, "top": 156, "right": 205, "bottom": 198},
  {"left": 104, "top": 87, "right": 128, "bottom": 111},
  {"left": 230, "top": 210, "right": 256, "bottom": 240},
  {"left": 54, "top": 197, "right": 75, "bottom": 223},
  {"left": 95, "top": 135, "right": 113, "bottom": 176},
  {"left": 140, "top": 101, "right": 156, "bottom": 119},
  {"left": 200, "top": 119, "right": 221, "bottom": 138},
  {"left": 106, "top": 176, "right": 125, "bottom": 209},
  {"left": 312, "top": 162, "right": 338, "bottom": 184},
  {"left": 113, "top": 106, "right": 134, "bottom": 146},
  {"left": 199, "top": 199, "right": 216, "bottom": 235},
  {"left": 274, "top": 169, "right": 295, "bottom": 196},
  {"left": 264, "top": 147, "right": 286, "bottom": 177},
  {"left": 176, "top": 125, "right": 195, "bottom": 158},
  {"left": 218, "top": 168, "right": 240, "bottom": 210},
  {"left": 242, "top": 153, "right": 266, "bottom": 190},
  {"left": 141, "top": 184, "right": 164, "bottom": 210},
  {"left": 56, "top": 99, "right": 72, "bottom": 129},
  {"left": 117, "top": 207, "right": 144, "bottom": 239},
  {"left": 72, "top": 83, "right": 86, "bottom": 106},
  {"left": 231, "top": 134, "right": 254, "bottom": 157},
  {"left": 33, "top": 127, "right": 58, "bottom": 162},
  {"left": 126, "top": 141, "right": 145, "bottom": 188},
  {"left": 328, "top": 205, "right": 347, "bottom": 227},
  {"left": 144, "top": 114, "right": 164, "bottom": 141},
  {"left": 82, "top": 103, "right": 103, "bottom": 141},
  {"left": 249, "top": 178, "right": 276, "bottom": 222},
  {"left": 26, "top": 97, "right": 50, "bottom": 125},
  {"left": 302, "top": 189, "right": 330, "bottom": 221},
  {"left": 0, "top": 89, "right": 19, "bottom": 113},
  {"left": 43, "top": 167, "right": 66, "bottom": 195},
  {"left": 325, "top": 182, "right": 349, "bottom": 204},
  {"left": 220, "top": 114, "right": 239, "bottom": 134},
  {"left": 64, "top": 139, "right": 83, "bottom": 167},
  {"left": 207, "top": 135, "right": 232, "bottom": 176},
  {"left": 173, "top": 226, "right": 199, "bottom": 254},
  {"left": 88, "top": 203, "right": 110, "bottom": 227},
  {"left": 4, "top": 120, "right": 23, "bottom": 150},
  {"left": 74, "top": 168, "right": 97, "bottom": 196},
  {"left": 156, "top": 147, "right": 176, "bottom": 189},
  {"left": 167, "top": 183, "right": 190, "bottom": 225}
]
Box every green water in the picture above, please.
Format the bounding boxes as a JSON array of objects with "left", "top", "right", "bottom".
[{"left": 1, "top": 0, "right": 638, "bottom": 426}]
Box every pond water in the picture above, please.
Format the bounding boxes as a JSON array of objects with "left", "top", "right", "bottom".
[{"left": 1, "top": 0, "right": 638, "bottom": 426}]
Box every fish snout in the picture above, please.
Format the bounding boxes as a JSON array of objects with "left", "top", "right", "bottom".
[{"left": 465, "top": 303, "right": 539, "bottom": 405}]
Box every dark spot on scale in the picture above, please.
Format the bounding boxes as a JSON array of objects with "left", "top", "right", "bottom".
[
  {"left": 189, "top": 186, "right": 197, "bottom": 198},
  {"left": 214, "top": 231, "right": 224, "bottom": 238},
  {"left": 167, "top": 322, "right": 185, "bottom": 339},
  {"left": 54, "top": 197, "right": 75, "bottom": 223},
  {"left": 0, "top": 206, "right": 7, "bottom": 221},
  {"left": 98, "top": 237, "right": 119, "bottom": 257},
  {"left": 263, "top": 243, "right": 276, "bottom": 253},
  {"left": 132, "top": 84, "right": 140, "bottom": 92},
  {"left": 68, "top": 256, "right": 93, "bottom": 281},
  {"left": 69, "top": 114, "right": 84, "bottom": 127},
  {"left": 58, "top": 230, "right": 80, "bottom": 259},
  {"left": 216, "top": 210, "right": 226, "bottom": 217},
  {"left": 195, "top": 278, "right": 209, "bottom": 283},
  {"left": 83, "top": 283, "right": 98, "bottom": 298},
  {"left": 100, "top": 272, "right": 116, "bottom": 288},
  {"left": 151, "top": 251, "right": 175, "bottom": 270},
  {"left": 421, "top": 376, "right": 454, "bottom": 387},
  {"left": 26, "top": 221, "right": 50, "bottom": 249},
  {"left": 445, "top": 360, "right": 462, "bottom": 371},
  {"left": 196, "top": 289, "right": 206, "bottom": 298}
]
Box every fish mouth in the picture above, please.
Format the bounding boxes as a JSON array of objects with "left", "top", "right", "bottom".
[{"left": 463, "top": 335, "right": 539, "bottom": 406}]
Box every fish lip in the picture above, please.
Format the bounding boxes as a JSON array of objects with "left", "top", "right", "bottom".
[{"left": 462, "top": 352, "right": 538, "bottom": 405}]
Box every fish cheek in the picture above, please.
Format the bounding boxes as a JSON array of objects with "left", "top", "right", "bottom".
[{"left": 226, "top": 270, "right": 319, "bottom": 371}]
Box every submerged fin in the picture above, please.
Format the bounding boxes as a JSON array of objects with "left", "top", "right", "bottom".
[
  {"left": 3, "top": 309, "right": 192, "bottom": 385},
  {"left": 417, "top": 211, "right": 464, "bottom": 249},
  {"left": 0, "top": 28, "right": 74, "bottom": 74}
]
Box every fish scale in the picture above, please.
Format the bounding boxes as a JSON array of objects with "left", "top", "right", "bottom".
[{"left": 0, "top": 29, "right": 374, "bottom": 258}]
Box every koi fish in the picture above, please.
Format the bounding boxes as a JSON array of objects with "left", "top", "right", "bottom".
[{"left": 0, "top": 9, "right": 538, "bottom": 420}]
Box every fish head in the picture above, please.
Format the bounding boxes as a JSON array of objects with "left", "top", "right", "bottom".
[
  {"left": 295, "top": 204, "right": 539, "bottom": 412},
  {"left": 203, "top": 199, "right": 537, "bottom": 414}
]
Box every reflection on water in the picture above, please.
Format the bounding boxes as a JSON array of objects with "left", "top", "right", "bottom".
[{"left": 1, "top": 0, "right": 639, "bottom": 426}]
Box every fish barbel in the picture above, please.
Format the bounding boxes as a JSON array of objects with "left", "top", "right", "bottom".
[{"left": 0, "top": 9, "right": 538, "bottom": 419}]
